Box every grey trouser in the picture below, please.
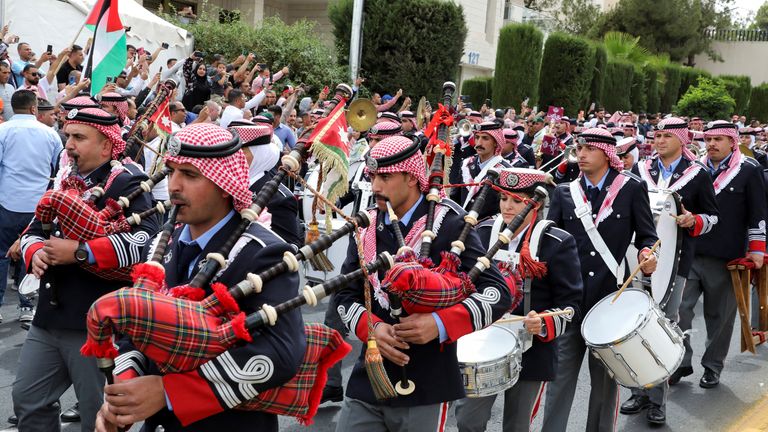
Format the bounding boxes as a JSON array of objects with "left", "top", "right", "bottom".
[
  {"left": 324, "top": 293, "right": 348, "bottom": 387},
  {"left": 679, "top": 256, "right": 736, "bottom": 374},
  {"left": 455, "top": 380, "right": 545, "bottom": 432},
  {"left": 335, "top": 397, "right": 449, "bottom": 432},
  {"left": 631, "top": 275, "right": 687, "bottom": 405},
  {"left": 542, "top": 325, "right": 619, "bottom": 432},
  {"left": 12, "top": 325, "right": 105, "bottom": 432}
]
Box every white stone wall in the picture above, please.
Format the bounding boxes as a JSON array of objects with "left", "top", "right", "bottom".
[{"left": 695, "top": 41, "right": 768, "bottom": 86}]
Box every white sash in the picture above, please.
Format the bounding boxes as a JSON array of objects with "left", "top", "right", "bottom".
[
  {"left": 462, "top": 155, "right": 504, "bottom": 208},
  {"left": 568, "top": 179, "right": 621, "bottom": 281}
]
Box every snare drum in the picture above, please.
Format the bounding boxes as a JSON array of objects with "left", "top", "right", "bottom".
[
  {"left": 457, "top": 324, "right": 521, "bottom": 397},
  {"left": 582, "top": 289, "right": 684, "bottom": 388}
]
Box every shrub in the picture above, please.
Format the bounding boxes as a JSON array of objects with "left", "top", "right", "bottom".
[
  {"left": 589, "top": 42, "right": 608, "bottom": 108},
  {"left": 329, "top": 0, "right": 467, "bottom": 102},
  {"left": 679, "top": 67, "right": 710, "bottom": 98},
  {"left": 602, "top": 60, "right": 634, "bottom": 112},
  {"left": 462, "top": 76, "right": 493, "bottom": 108},
  {"left": 748, "top": 84, "right": 768, "bottom": 122},
  {"left": 538, "top": 32, "right": 595, "bottom": 116},
  {"left": 630, "top": 65, "right": 647, "bottom": 112},
  {"left": 659, "top": 64, "right": 682, "bottom": 113},
  {"left": 493, "top": 23, "right": 544, "bottom": 108},
  {"left": 719, "top": 74, "right": 751, "bottom": 115},
  {"left": 675, "top": 77, "right": 736, "bottom": 120},
  {"left": 645, "top": 64, "right": 661, "bottom": 113}
]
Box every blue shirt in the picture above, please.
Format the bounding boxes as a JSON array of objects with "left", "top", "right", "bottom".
[
  {"left": 273, "top": 123, "right": 297, "bottom": 151},
  {"left": 0, "top": 114, "right": 62, "bottom": 212},
  {"left": 584, "top": 168, "right": 610, "bottom": 190},
  {"left": 177, "top": 210, "right": 237, "bottom": 278},
  {"left": 657, "top": 156, "right": 682, "bottom": 180},
  {"left": 11, "top": 59, "right": 31, "bottom": 87},
  {"left": 707, "top": 153, "right": 733, "bottom": 177}
]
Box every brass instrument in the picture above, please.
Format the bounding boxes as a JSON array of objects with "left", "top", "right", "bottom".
[
  {"left": 540, "top": 145, "right": 577, "bottom": 174},
  {"left": 458, "top": 119, "right": 473, "bottom": 137},
  {"left": 416, "top": 96, "right": 427, "bottom": 129},
  {"left": 346, "top": 98, "right": 377, "bottom": 132}
]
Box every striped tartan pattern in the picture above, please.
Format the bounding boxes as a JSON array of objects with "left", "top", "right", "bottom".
[
  {"left": 382, "top": 253, "right": 475, "bottom": 314},
  {"left": 35, "top": 187, "right": 134, "bottom": 280},
  {"left": 85, "top": 281, "right": 243, "bottom": 374},
  {"left": 235, "top": 323, "right": 350, "bottom": 424}
]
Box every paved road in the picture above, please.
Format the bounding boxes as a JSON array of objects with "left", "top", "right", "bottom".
[{"left": 0, "top": 281, "right": 766, "bottom": 431}]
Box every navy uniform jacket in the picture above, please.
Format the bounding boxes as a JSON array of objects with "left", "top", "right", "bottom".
[
  {"left": 548, "top": 169, "right": 658, "bottom": 312},
  {"left": 250, "top": 174, "right": 303, "bottom": 247},
  {"left": 449, "top": 135, "right": 477, "bottom": 202},
  {"left": 477, "top": 218, "right": 583, "bottom": 381},
  {"left": 459, "top": 155, "right": 512, "bottom": 221},
  {"left": 334, "top": 198, "right": 511, "bottom": 406},
  {"left": 21, "top": 161, "right": 158, "bottom": 331},
  {"left": 632, "top": 156, "right": 719, "bottom": 278},
  {"left": 696, "top": 154, "right": 766, "bottom": 261},
  {"left": 518, "top": 142, "right": 536, "bottom": 168},
  {"left": 502, "top": 152, "right": 530, "bottom": 168},
  {"left": 117, "top": 216, "right": 306, "bottom": 432}
]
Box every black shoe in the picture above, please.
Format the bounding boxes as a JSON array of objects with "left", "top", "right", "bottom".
[
  {"left": 7, "top": 415, "right": 17, "bottom": 425},
  {"left": 646, "top": 403, "right": 666, "bottom": 425},
  {"left": 668, "top": 366, "right": 693, "bottom": 385},
  {"left": 320, "top": 385, "right": 343, "bottom": 404},
  {"left": 699, "top": 369, "right": 720, "bottom": 388},
  {"left": 620, "top": 395, "right": 651, "bottom": 414},
  {"left": 61, "top": 402, "right": 80, "bottom": 422}
]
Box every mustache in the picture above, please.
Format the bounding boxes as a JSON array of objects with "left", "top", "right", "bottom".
[
  {"left": 170, "top": 192, "right": 189, "bottom": 205},
  {"left": 373, "top": 193, "right": 389, "bottom": 202}
]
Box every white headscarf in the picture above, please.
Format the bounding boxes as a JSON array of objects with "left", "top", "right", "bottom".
[{"left": 248, "top": 142, "right": 281, "bottom": 185}]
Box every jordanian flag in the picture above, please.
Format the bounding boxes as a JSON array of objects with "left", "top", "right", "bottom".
[{"left": 83, "top": 0, "right": 127, "bottom": 95}]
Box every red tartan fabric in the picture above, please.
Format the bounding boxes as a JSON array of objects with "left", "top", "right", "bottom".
[
  {"left": 35, "top": 187, "right": 134, "bottom": 280},
  {"left": 381, "top": 253, "right": 475, "bottom": 314}
]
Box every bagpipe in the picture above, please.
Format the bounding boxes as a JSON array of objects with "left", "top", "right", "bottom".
[
  {"left": 121, "top": 78, "right": 177, "bottom": 163},
  {"left": 82, "top": 84, "right": 364, "bottom": 424}
]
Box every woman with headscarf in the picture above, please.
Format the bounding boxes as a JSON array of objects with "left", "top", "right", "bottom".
[{"left": 181, "top": 54, "right": 212, "bottom": 111}]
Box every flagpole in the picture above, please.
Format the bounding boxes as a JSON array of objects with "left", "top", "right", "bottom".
[{"left": 54, "top": 16, "right": 88, "bottom": 77}]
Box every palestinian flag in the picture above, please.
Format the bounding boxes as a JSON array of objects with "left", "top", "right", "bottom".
[
  {"left": 306, "top": 100, "right": 351, "bottom": 224},
  {"left": 83, "top": 0, "right": 127, "bottom": 95}
]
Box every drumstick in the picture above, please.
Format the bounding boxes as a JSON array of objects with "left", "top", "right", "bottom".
[
  {"left": 611, "top": 239, "right": 661, "bottom": 304},
  {"left": 495, "top": 309, "right": 574, "bottom": 324}
]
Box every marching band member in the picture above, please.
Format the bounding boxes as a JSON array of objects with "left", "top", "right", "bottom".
[
  {"left": 333, "top": 135, "right": 510, "bottom": 432},
  {"left": 502, "top": 128, "right": 530, "bottom": 168},
  {"left": 739, "top": 127, "right": 768, "bottom": 168},
  {"left": 455, "top": 168, "right": 583, "bottom": 432},
  {"left": 15, "top": 108, "right": 158, "bottom": 431},
  {"left": 542, "top": 127, "right": 658, "bottom": 432},
  {"left": 459, "top": 121, "right": 512, "bottom": 220},
  {"left": 448, "top": 113, "right": 479, "bottom": 202},
  {"left": 400, "top": 110, "right": 429, "bottom": 150},
  {"left": 623, "top": 117, "right": 719, "bottom": 426},
  {"left": 231, "top": 121, "right": 303, "bottom": 246},
  {"left": 617, "top": 137, "right": 639, "bottom": 170},
  {"left": 674, "top": 120, "right": 766, "bottom": 390},
  {"left": 515, "top": 124, "right": 537, "bottom": 168},
  {"left": 96, "top": 123, "right": 306, "bottom": 432}
]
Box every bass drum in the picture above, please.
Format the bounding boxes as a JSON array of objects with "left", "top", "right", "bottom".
[
  {"left": 300, "top": 160, "right": 364, "bottom": 224},
  {"left": 624, "top": 190, "right": 683, "bottom": 307}
]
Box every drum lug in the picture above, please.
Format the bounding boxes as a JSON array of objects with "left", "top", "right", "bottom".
[
  {"left": 657, "top": 316, "right": 684, "bottom": 343},
  {"left": 609, "top": 347, "right": 641, "bottom": 387},
  {"left": 641, "top": 338, "right": 665, "bottom": 368}
]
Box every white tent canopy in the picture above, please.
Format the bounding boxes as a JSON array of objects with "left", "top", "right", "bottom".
[{"left": 1, "top": 0, "right": 193, "bottom": 76}]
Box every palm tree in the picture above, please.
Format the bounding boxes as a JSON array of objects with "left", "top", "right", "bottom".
[{"left": 602, "top": 31, "right": 652, "bottom": 65}]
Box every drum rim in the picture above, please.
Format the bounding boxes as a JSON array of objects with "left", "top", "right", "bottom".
[
  {"left": 18, "top": 274, "right": 40, "bottom": 295},
  {"left": 648, "top": 189, "right": 683, "bottom": 307},
  {"left": 457, "top": 325, "right": 520, "bottom": 363},
  {"left": 581, "top": 288, "right": 654, "bottom": 347}
]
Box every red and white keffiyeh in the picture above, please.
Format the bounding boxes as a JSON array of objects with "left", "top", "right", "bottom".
[
  {"left": 577, "top": 127, "right": 623, "bottom": 171},
  {"left": 64, "top": 107, "right": 126, "bottom": 159},
  {"left": 364, "top": 135, "right": 428, "bottom": 191},
  {"left": 657, "top": 117, "right": 697, "bottom": 160},
  {"left": 165, "top": 123, "right": 252, "bottom": 211}
]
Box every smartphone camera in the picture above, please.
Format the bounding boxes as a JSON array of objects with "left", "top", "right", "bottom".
[{"left": 161, "top": 42, "right": 169, "bottom": 49}]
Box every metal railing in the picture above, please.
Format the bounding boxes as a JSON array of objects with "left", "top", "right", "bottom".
[{"left": 704, "top": 28, "right": 768, "bottom": 42}]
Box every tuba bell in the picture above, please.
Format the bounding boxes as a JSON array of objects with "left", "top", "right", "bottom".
[{"left": 346, "top": 98, "right": 377, "bottom": 132}]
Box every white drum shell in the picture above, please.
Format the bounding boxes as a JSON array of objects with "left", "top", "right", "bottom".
[
  {"left": 18, "top": 274, "right": 40, "bottom": 296},
  {"left": 457, "top": 325, "right": 521, "bottom": 397},
  {"left": 582, "top": 289, "right": 684, "bottom": 388}
]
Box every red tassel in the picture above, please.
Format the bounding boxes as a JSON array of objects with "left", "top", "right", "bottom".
[
  {"left": 169, "top": 285, "right": 206, "bottom": 300},
  {"left": 231, "top": 313, "right": 253, "bottom": 342},
  {"left": 101, "top": 198, "right": 124, "bottom": 219},
  {"left": 436, "top": 251, "right": 461, "bottom": 274},
  {"left": 80, "top": 339, "right": 119, "bottom": 359},
  {"left": 130, "top": 262, "right": 166, "bottom": 287},
  {"left": 517, "top": 240, "right": 547, "bottom": 280},
  {"left": 417, "top": 256, "right": 434, "bottom": 268},
  {"left": 212, "top": 282, "right": 240, "bottom": 314},
  {"left": 61, "top": 176, "right": 86, "bottom": 192},
  {"left": 397, "top": 249, "right": 418, "bottom": 263}
]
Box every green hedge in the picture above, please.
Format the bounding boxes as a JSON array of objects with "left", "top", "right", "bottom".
[
  {"left": 602, "top": 60, "right": 634, "bottom": 112},
  {"left": 749, "top": 84, "right": 768, "bottom": 122},
  {"left": 660, "top": 65, "right": 682, "bottom": 113},
  {"left": 645, "top": 65, "right": 661, "bottom": 114},
  {"left": 719, "top": 74, "right": 751, "bottom": 115},
  {"left": 328, "top": 0, "right": 467, "bottom": 102},
  {"left": 538, "top": 32, "right": 595, "bottom": 116},
  {"left": 676, "top": 77, "right": 735, "bottom": 120},
  {"left": 630, "top": 65, "right": 647, "bottom": 113},
  {"left": 493, "top": 23, "right": 543, "bottom": 108},
  {"left": 679, "top": 67, "right": 710, "bottom": 99},
  {"left": 462, "top": 76, "right": 493, "bottom": 108},
  {"left": 589, "top": 42, "right": 608, "bottom": 108}
]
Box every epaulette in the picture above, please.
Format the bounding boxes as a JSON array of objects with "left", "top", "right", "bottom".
[
  {"left": 277, "top": 183, "right": 293, "bottom": 198},
  {"left": 620, "top": 170, "right": 643, "bottom": 183},
  {"left": 744, "top": 156, "right": 760, "bottom": 167},
  {"left": 545, "top": 226, "right": 569, "bottom": 243},
  {"left": 476, "top": 217, "right": 497, "bottom": 229},
  {"left": 692, "top": 160, "right": 707, "bottom": 170},
  {"left": 244, "top": 220, "right": 289, "bottom": 248},
  {"left": 439, "top": 197, "right": 466, "bottom": 215}
]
